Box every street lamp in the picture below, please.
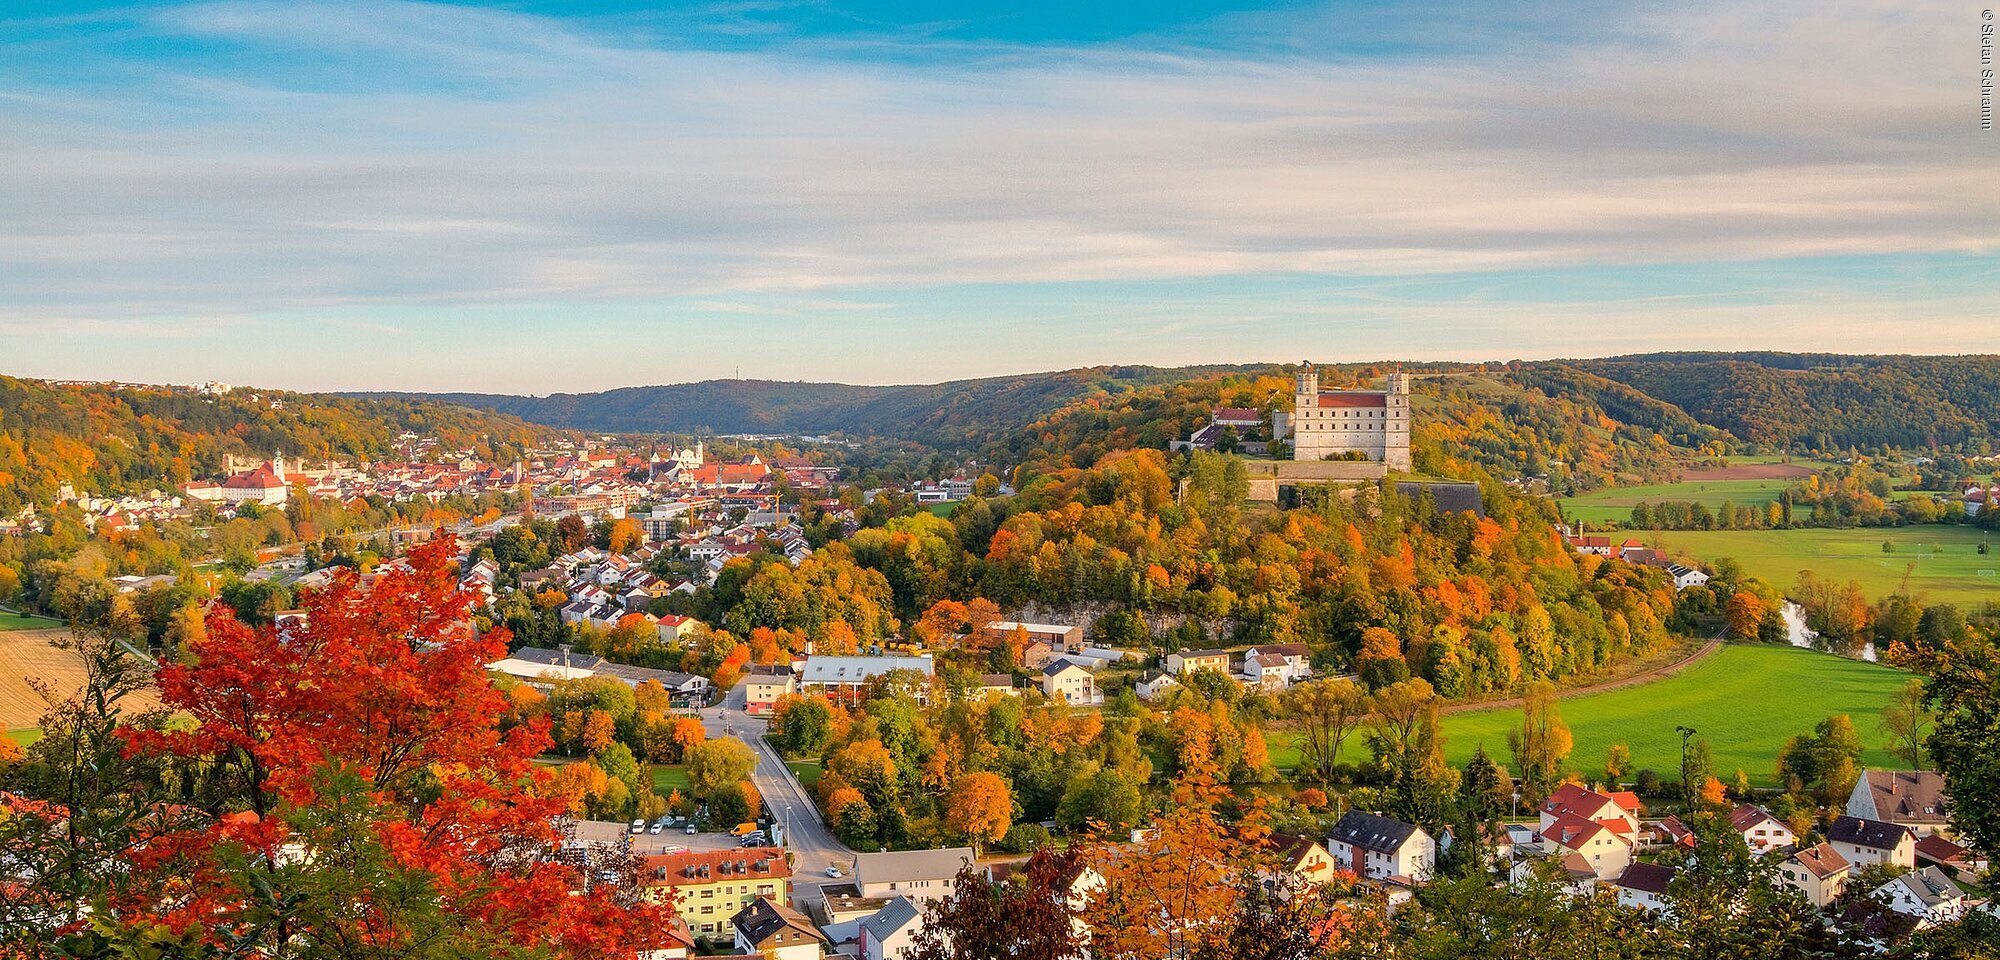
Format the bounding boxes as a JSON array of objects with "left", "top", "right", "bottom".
[{"left": 1676, "top": 725, "right": 1698, "bottom": 809}]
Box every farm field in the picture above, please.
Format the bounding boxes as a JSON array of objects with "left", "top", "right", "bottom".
[
  {"left": 0, "top": 623, "right": 94, "bottom": 729},
  {"left": 1277, "top": 645, "right": 1910, "bottom": 786},
  {"left": 1654, "top": 526, "right": 1999, "bottom": 605},
  {"left": 1558, "top": 478, "right": 1794, "bottom": 524}
]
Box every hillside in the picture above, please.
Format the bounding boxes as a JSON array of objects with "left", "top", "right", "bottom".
[
  {"left": 391, "top": 354, "right": 2000, "bottom": 470},
  {"left": 384, "top": 365, "right": 1266, "bottom": 448},
  {"left": 1568, "top": 352, "right": 2000, "bottom": 451},
  {"left": 0, "top": 378, "right": 554, "bottom": 514}
]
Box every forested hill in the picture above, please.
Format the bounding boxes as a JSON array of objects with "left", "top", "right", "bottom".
[
  {"left": 0, "top": 377, "right": 553, "bottom": 513},
  {"left": 1566, "top": 353, "right": 2000, "bottom": 450},
  {"left": 382, "top": 365, "right": 1268, "bottom": 447}
]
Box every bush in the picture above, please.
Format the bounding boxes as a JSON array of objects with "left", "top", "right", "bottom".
[
  {"left": 993, "top": 822, "right": 1052, "bottom": 854},
  {"left": 1633, "top": 769, "right": 1663, "bottom": 796}
]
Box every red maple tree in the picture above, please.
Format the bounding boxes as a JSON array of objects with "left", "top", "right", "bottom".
[{"left": 120, "top": 535, "right": 674, "bottom": 957}]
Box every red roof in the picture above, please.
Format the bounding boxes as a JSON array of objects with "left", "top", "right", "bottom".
[
  {"left": 641, "top": 847, "right": 791, "bottom": 887},
  {"left": 1315, "top": 393, "right": 1387, "bottom": 408},
  {"left": 223, "top": 469, "right": 285, "bottom": 490}
]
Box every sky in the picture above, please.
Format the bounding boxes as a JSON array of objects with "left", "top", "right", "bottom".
[{"left": 2, "top": 0, "right": 1995, "bottom": 393}]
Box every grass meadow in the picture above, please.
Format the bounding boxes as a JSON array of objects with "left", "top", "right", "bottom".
[{"left": 1654, "top": 526, "right": 2000, "bottom": 605}]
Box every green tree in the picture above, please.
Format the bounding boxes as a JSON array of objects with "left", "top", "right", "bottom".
[{"left": 685, "top": 738, "right": 756, "bottom": 799}]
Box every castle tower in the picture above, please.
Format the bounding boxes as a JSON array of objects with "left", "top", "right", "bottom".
[
  {"left": 1294, "top": 361, "right": 1320, "bottom": 401},
  {"left": 1383, "top": 374, "right": 1412, "bottom": 471},
  {"left": 271, "top": 451, "right": 286, "bottom": 481}
]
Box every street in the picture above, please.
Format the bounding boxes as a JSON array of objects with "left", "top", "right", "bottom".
[{"left": 698, "top": 682, "right": 852, "bottom": 901}]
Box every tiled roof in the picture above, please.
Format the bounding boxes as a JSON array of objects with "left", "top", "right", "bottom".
[
  {"left": 1828, "top": 815, "right": 1912, "bottom": 850},
  {"left": 1328, "top": 810, "right": 1420, "bottom": 855}
]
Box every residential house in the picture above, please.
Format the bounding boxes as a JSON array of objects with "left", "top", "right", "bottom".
[
  {"left": 1779, "top": 842, "right": 1852, "bottom": 907},
  {"left": 855, "top": 896, "right": 922, "bottom": 960},
  {"left": 1914, "top": 834, "right": 1988, "bottom": 882},
  {"left": 853, "top": 848, "right": 977, "bottom": 903},
  {"left": 1325, "top": 811, "right": 1434, "bottom": 882},
  {"left": 1537, "top": 812, "right": 1633, "bottom": 880},
  {"left": 1135, "top": 670, "right": 1181, "bottom": 701},
  {"left": 1609, "top": 862, "right": 1676, "bottom": 913},
  {"left": 1242, "top": 643, "right": 1311, "bottom": 680},
  {"left": 1241, "top": 652, "right": 1294, "bottom": 690},
  {"left": 1846, "top": 770, "right": 1951, "bottom": 836},
  {"left": 1265, "top": 832, "right": 1342, "bottom": 891},
  {"left": 731, "top": 897, "right": 827, "bottom": 960},
  {"left": 743, "top": 664, "right": 796, "bottom": 715},
  {"left": 1727, "top": 803, "right": 1796, "bottom": 854},
  {"left": 641, "top": 848, "right": 792, "bottom": 939},
  {"left": 1873, "top": 866, "right": 1968, "bottom": 930},
  {"left": 638, "top": 918, "right": 699, "bottom": 960},
  {"left": 1665, "top": 564, "right": 1710, "bottom": 590},
  {"left": 1827, "top": 815, "right": 1916, "bottom": 869},
  {"left": 1539, "top": 784, "right": 1643, "bottom": 833},
  {"left": 975, "top": 674, "right": 1018, "bottom": 698},
  {"left": 1042, "top": 661, "right": 1102, "bottom": 705},
  {"left": 656, "top": 614, "right": 703, "bottom": 644},
  {"left": 1166, "top": 648, "right": 1231, "bottom": 676}
]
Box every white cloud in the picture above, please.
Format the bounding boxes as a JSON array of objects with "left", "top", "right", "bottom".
[{"left": 0, "top": 0, "right": 1992, "bottom": 383}]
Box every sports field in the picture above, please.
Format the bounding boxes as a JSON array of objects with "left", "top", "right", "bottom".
[
  {"left": 1558, "top": 478, "right": 1795, "bottom": 525},
  {"left": 1277, "top": 645, "right": 1911, "bottom": 786},
  {"left": 1654, "top": 526, "right": 2000, "bottom": 605}
]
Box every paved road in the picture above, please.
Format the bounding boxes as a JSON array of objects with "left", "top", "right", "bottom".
[{"left": 698, "top": 683, "right": 853, "bottom": 900}]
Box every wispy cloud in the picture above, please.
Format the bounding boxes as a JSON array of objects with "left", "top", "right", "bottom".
[{"left": 0, "top": 0, "right": 1992, "bottom": 389}]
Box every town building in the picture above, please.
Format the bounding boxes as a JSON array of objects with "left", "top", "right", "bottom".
[
  {"left": 1827, "top": 815, "right": 1916, "bottom": 869},
  {"left": 1778, "top": 842, "right": 1852, "bottom": 907},
  {"left": 731, "top": 897, "right": 827, "bottom": 960},
  {"left": 1165, "top": 648, "right": 1231, "bottom": 676},
  {"left": 1325, "top": 811, "right": 1434, "bottom": 882},
  {"left": 641, "top": 848, "right": 792, "bottom": 938},
  {"left": 1846, "top": 769, "right": 1951, "bottom": 836},
  {"left": 1041, "top": 660, "right": 1102, "bottom": 705},
  {"left": 1289, "top": 365, "right": 1412, "bottom": 470},
  {"left": 1873, "top": 866, "right": 1968, "bottom": 930},
  {"left": 1609, "top": 862, "right": 1676, "bottom": 913},
  {"left": 796, "top": 655, "right": 935, "bottom": 700},
  {"left": 743, "top": 664, "right": 796, "bottom": 715},
  {"left": 852, "top": 847, "right": 977, "bottom": 903},
  {"left": 979, "top": 621, "right": 1082, "bottom": 652},
  {"left": 855, "top": 896, "right": 922, "bottom": 960}
]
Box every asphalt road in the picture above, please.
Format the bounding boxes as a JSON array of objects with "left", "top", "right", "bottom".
[{"left": 698, "top": 683, "right": 853, "bottom": 901}]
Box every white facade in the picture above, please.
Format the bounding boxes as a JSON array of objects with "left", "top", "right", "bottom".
[{"left": 1289, "top": 364, "right": 1412, "bottom": 470}]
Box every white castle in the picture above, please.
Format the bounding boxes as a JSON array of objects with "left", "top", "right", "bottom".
[{"left": 1289, "top": 363, "right": 1412, "bottom": 471}]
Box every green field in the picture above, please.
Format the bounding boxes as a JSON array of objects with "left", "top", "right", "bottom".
[
  {"left": 786, "top": 760, "right": 822, "bottom": 786},
  {"left": 0, "top": 610, "right": 62, "bottom": 630},
  {"left": 1277, "top": 645, "right": 1911, "bottom": 786},
  {"left": 6, "top": 727, "right": 40, "bottom": 748},
  {"left": 1557, "top": 479, "right": 1793, "bottom": 524},
  {"left": 652, "top": 764, "right": 692, "bottom": 795},
  {"left": 1655, "top": 527, "right": 2000, "bottom": 605}
]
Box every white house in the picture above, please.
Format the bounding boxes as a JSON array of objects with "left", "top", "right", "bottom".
[
  {"left": 1165, "top": 648, "right": 1231, "bottom": 676},
  {"left": 1665, "top": 564, "right": 1710, "bottom": 590},
  {"left": 1874, "top": 866, "right": 1968, "bottom": 930},
  {"left": 1535, "top": 784, "right": 1640, "bottom": 879},
  {"left": 1608, "top": 862, "right": 1676, "bottom": 913},
  {"left": 1325, "top": 811, "right": 1434, "bottom": 882},
  {"left": 1135, "top": 670, "right": 1181, "bottom": 701},
  {"left": 1242, "top": 643, "right": 1311, "bottom": 681},
  {"left": 1041, "top": 661, "right": 1102, "bottom": 706},
  {"left": 1778, "top": 842, "right": 1851, "bottom": 907},
  {"left": 853, "top": 848, "right": 976, "bottom": 903},
  {"left": 1727, "top": 803, "right": 1796, "bottom": 854},
  {"left": 1846, "top": 770, "right": 1951, "bottom": 836},
  {"left": 1828, "top": 815, "right": 1916, "bottom": 869},
  {"left": 856, "top": 896, "right": 922, "bottom": 960}
]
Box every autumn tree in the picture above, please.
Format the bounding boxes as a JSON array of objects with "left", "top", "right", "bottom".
[
  {"left": 945, "top": 771, "right": 1014, "bottom": 851},
  {"left": 1506, "top": 681, "right": 1572, "bottom": 806},
  {"left": 906, "top": 848, "right": 1089, "bottom": 960},
  {"left": 685, "top": 737, "right": 757, "bottom": 799},
  {"left": 1284, "top": 677, "right": 1371, "bottom": 785},
  {"left": 98, "top": 536, "right": 672, "bottom": 956},
  {"left": 1877, "top": 678, "right": 1932, "bottom": 770},
  {"left": 1724, "top": 590, "right": 1767, "bottom": 641}
]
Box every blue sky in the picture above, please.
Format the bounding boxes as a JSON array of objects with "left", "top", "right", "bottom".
[{"left": 2, "top": 0, "right": 1993, "bottom": 392}]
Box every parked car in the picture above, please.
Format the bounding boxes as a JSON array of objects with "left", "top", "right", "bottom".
[
  {"left": 684, "top": 825, "right": 698, "bottom": 835},
  {"left": 629, "top": 819, "right": 647, "bottom": 834},
  {"left": 648, "top": 820, "right": 666, "bottom": 834},
  {"left": 824, "top": 866, "right": 842, "bottom": 878}
]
